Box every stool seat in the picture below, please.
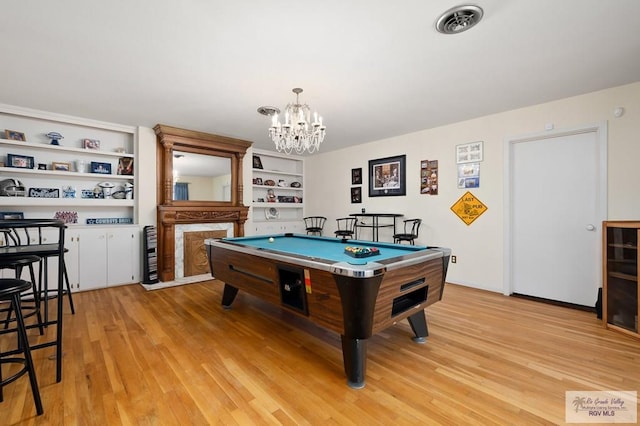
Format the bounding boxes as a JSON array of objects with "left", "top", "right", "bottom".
[
  {"left": 0, "top": 278, "right": 31, "bottom": 299},
  {"left": 0, "top": 278, "right": 43, "bottom": 415}
]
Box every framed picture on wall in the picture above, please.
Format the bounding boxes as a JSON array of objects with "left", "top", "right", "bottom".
[
  {"left": 351, "top": 167, "right": 362, "bottom": 185},
  {"left": 351, "top": 187, "right": 362, "bottom": 203},
  {"left": 368, "top": 154, "right": 406, "bottom": 197}
]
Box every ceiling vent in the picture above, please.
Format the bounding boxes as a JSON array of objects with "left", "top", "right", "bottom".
[
  {"left": 257, "top": 106, "right": 280, "bottom": 116},
  {"left": 436, "top": 5, "right": 484, "bottom": 34}
]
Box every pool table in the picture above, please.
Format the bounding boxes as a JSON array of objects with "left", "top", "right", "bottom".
[{"left": 206, "top": 233, "right": 450, "bottom": 388}]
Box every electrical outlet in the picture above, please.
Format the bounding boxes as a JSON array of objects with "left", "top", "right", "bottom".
[{"left": 451, "top": 255, "right": 457, "bottom": 263}]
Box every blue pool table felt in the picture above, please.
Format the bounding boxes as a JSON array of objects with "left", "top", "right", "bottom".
[{"left": 225, "top": 234, "right": 427, "bottom": 265}]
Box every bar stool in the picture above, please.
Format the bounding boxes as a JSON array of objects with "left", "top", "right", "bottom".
[
  {"left": 0, "top": 254, "right": 44, "bottom": 335},
  {"left": 393, "top": 219, "right": 422, "bottom": 245},
  {"left": 304, "top": 216, "right": 326, "bottom": 236},
  {"left": 334, "top": 217, "right": 357, "bottom": 240},
  {"left": 0, "top": 278, "right": 44, "bottom": 415}
]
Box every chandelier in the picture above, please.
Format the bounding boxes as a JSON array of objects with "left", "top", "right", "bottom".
[{"left": 264, "top": 88, "right": 326, "bottom": 155}]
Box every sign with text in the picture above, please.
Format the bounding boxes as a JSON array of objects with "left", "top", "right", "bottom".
[
  {"left": 566, "top": 390, "right": 637, "bottom": 423},
  {"left": 450, "top": 191, "right": 487, "bottom": 225}
]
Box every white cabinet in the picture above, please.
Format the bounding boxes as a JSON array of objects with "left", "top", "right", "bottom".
[
  {"left": 0, "top": 103, "right": 137, "bottom": 225},
  {"left": 251, "top": 149, "right": 304, "bottom": 235},
  {"left": 66, "top": 225, "right": 140, "bottom": 291}
]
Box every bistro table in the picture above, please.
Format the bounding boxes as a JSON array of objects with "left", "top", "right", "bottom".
[
  {"left": 0, "top": 219, "right": 66, "bottom": 382},
  {"left": 349, "top": 212, "right": 403, "bottom": 242}
]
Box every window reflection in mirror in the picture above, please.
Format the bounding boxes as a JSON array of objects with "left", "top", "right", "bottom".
[{"left": 172, "top": 151, "right": 232, "bottom": 201}]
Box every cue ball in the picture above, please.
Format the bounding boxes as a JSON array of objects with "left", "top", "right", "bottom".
[{"left": 269, "top": 237, "right": 274, "bottom": 243}]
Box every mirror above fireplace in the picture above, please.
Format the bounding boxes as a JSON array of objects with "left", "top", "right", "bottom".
[{"left": 154, "top": 124, "right": 252, "bottom": 282}]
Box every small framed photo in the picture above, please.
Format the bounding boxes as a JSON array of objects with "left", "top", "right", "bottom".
[
  {"left": 351, "top": 167, "right": 362, "bottom": 185},
  {"left": 91, "top": 161, "right": 112, "bottom": 174},
  {"left": 351, "top": 187, "right": 362, "bottom": 203},
  {"left": 253, "top": 155, "right": 263, "bottom": 169},
  {"left": 52, "top": 162, "right": 71, "bottom": 172},
  {"left": 83, "top": 138, "right": 101, "bottom": 150},
  {"left": 7, "top": 154, "right": 34, "bottom": 169},
  {"left": 0, "top": 211, "right": 24, "bottom": 219},
  {"left": 37, "top": 163, "right": 47, "bottom": 170},
  {"left": 117, "top": 157, "right": 134, "bottom": 175},
  {"left": 4, "top": 130, "right": 26, "bottom": 141}
]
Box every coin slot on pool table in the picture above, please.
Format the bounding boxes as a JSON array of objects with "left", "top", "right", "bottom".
[
  {"left": 391, "top": 286, "right": 428, "bottom": 317},
  {"left": 278, "top": 265, "right": 309, "bottom": 315}
]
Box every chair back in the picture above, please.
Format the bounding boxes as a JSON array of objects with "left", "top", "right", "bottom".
[
  {"left": 304, "top": 216, "right": 327, "bottom": 235},
  {"left": 404, "top": 218, "right": 422, "bottom": 237},
  {"left": 335, "top": 217, "right": 357, "bottom": 238}
]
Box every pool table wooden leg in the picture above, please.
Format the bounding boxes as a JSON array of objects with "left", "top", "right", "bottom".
[
  {"left": 221, "top": 284, "right": 239, "bottom": 309},
  {"left": 407, "top": 310, "right": 428, "bottom": 343},
  {"left": 341, "top": 336, "right": 367, "bottom": 389}
]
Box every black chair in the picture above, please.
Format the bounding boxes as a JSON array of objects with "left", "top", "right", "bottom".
[
  {"left": 0, "top": 278, "right": 44, "bottom": 415},
  {"left": 393, "top": 219, "right": 422, "bottom": 245},
  {"left": 304, "top": 216, "right": 327, "bottom": 236},
  {"left": 334, "top": 217, "right": 357, "bottom": 240}
]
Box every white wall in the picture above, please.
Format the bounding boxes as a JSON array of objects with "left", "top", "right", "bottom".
[{"left": 304, "top": 82, "right": 640, "bottom": 293}]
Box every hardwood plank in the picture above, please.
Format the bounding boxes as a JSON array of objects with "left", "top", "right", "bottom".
[{"left": 1, "top": 282, "right": 638, "bottom": 425}]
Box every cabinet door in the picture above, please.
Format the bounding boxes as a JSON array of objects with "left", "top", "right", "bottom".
[
  {"left": 106, "top": 229, "right": 135, "bottom": 286},
  {"left": 64, "top": 231, "right": 80, "bottom": 292},
  {"left": 78, "top": 228, "right": 108, "bottom": 290}
]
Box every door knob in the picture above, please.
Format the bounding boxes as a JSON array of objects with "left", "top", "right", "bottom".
[{"left": 585, "top": 224, "right": 596, "bottom": 231}]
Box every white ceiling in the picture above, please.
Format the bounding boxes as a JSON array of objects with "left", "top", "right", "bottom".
[{"left": 2, "top": 1, "right": 639, "bottom": 154}]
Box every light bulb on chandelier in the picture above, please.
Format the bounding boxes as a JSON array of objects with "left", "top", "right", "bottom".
[{"left": 261, "top": 88, "right": 326, "bottom": 155}]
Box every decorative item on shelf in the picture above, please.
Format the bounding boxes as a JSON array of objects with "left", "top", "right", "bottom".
[
  {"left": 252, "top": 155, "right": 263, "bottom": 169},
  {"left": 267, "top": 188, "right": 276, "bottom": 202},
  {"left": 86, "top": 217, "right": 133, "bottom": 225},
  {"left": 28, "top": 187, "right": 59, "bottom": 198},
  {"left": 7, "top": 153, "right": 34, "bottom": 169},
  {"left": 114, "top": 147, "right": 127, "bottom": 154},
  {"left": 45, "top": 132, "right": 64, "bottom": 145},
  {"left": 294, "top": 196, "right": 302, "bottom": 203},
  {"left": 83, "top": 138, "right": 100, "bottom": 150},
  {"left": 62, "top": 186, "right": 76, "bottom": 198},
  {"left": 253, "top": 177, "right": 263, "bottom": 185},
  {"left": 260, "top": 87, "right": 326, "bottom": 155},
  {"left": 80, "top": 189, "right": 95, "bottom": 199},
  {"left": 53, "top": 211, "right": 78, "bottom": 224},
  {"left": 265, "top": 207, "right": 279, "bottom": 220},
  {"left": 277, "top": 179, "right": 288, "bottom": 187},
  {"left": 256, "top": 198, "right": 265, "bottom": 202},
  {"left": 277, "top": 195, "right": 296, "bottom": 203},
  {"left": 0, "top": 211, "right": 24, "bottom": 219},
  {"left": 4, "top": 129, "right": 26, "bottom": 141},
  {"left": 264, "top": 179, "right": 276, "bottom": 186},
  {"left": 0, "top": 179, "right": 26, "bottom": 197},
  {"left": 290, "top": 181, "right": 302, "bottom": 188},
  {"left": 74, "top": 159, "right": 88, "bottom": 173},
  {"left": 52, "top": 162, "right": 71, "bottom": 172},
  {"left": 37, "top": 163, "right": 47, "bottom": 170},
  {"left": 124, "top": 182, "right": 133, "bottom": 199},
  {"left": 117, "top": 157, "right": 133, "bottom": 175},
  {"left": 91, "top": 161, "right": 112, "bottom": 174},
  {"left": 98, "top": 181, "right": 115, "bottom": 199},
  {"left": 111, "top": 185, "right": 126, "bottom": 199}
]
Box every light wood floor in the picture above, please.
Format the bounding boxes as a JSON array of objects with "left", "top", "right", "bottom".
[{"left": 0, "top": 281, "right": 638, "bottom": 425}]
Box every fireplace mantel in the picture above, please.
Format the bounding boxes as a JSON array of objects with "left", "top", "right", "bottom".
[{"left": 155, "top": 125, "right": 252, "bottom": 282}]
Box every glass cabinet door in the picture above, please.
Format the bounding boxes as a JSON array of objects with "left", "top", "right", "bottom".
[{"left": 605, "top": 225, "right": 639, "bottom": 333}]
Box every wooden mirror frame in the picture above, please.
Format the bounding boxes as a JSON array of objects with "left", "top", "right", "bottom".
[{"left": 154, "top": 124, "right": 252, "bottom": 282}]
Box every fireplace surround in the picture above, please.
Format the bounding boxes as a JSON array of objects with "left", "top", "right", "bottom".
[{"left": 155, "top": 124, "right": 252, "bottom": 282}]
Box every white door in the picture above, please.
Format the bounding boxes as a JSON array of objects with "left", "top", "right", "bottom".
[{"left": 506, "top": 124, "right": 607, "bottom": 306}]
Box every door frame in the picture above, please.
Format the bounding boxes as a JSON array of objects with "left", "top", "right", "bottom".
[{"left": 503, "top": 122, "right": 608, "bottom": 296}]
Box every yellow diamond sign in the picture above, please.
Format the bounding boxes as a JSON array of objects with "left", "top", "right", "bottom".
[{"left": 451, "top": 191, "right": 488, "bottom": 225}]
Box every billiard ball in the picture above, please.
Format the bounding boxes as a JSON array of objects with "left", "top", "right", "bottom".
[{"left": 268, "top": 237, "right": 274, "bottom": 243}]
